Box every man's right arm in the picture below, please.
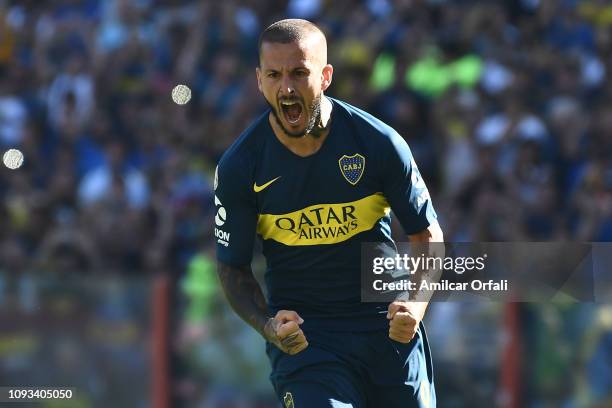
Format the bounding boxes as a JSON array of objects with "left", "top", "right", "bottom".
[
  {"left": 215, "top": 161, "right": 307, "bottom": 354},
  {"left": 216, "top": 261, "right": 309, "bottom": 354}
]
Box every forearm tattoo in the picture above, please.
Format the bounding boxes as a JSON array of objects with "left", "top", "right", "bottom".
[{"left": 216, "top": 262, "right": 270, "bottom": 336}]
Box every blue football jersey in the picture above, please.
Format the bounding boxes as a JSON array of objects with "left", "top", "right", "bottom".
[{"left": 214, "top": 97, "right": 437, "bottom": 330}]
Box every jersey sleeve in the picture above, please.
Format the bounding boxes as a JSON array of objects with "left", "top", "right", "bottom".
[
  {"left": 382, "top": 132, "right": 438, "bottom": 235},
  {"left": 214, "top": 161, "right": 257, "bottom": 266}
]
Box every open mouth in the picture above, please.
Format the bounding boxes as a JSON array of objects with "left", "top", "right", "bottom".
[{"left": 280, "top": 100, "right": 303, "bottom": 125}]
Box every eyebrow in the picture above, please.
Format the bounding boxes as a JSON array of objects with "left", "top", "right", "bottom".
[{"left": 264, "top": 67, "right": 310, "bottom": 73}]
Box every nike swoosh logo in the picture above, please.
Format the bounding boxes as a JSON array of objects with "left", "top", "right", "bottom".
[{"left": 253, "top": 176, "right": 281, "bottom": 193}]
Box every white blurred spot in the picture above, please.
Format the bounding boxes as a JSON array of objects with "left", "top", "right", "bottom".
[
  {"left": 172, "top": 84, "right": 192, "bottom": 105},
  {"left": 3, "top": 148, "right": 24, "bottom": 170}
]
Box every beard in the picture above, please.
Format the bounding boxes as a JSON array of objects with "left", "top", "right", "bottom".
[{"left": 268, "top": 93, "right": 324, "bottom": 139}]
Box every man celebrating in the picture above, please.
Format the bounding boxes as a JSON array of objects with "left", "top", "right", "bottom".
[{"left": 215, "top": 18, "right": 443, "bottom": 408}]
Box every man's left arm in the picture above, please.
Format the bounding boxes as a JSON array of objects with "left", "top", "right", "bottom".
[
  {"left": 387, "top": 221, "right": 444, "bottom": 343},
  {"left": 379, "top": 129, "right": 443, "bottom": 343}
]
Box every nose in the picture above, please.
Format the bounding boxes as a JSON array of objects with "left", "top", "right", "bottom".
[{"left": 280, "top": 76, "right": 295, "bottom": 96}]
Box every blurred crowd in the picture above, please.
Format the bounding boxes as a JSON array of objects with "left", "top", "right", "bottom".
[
  {"left": 0, "top": 0, "right": 611, "bottom": 407},
  {"left": 1, "top": 0, "right": 611, "bottom": 276}
]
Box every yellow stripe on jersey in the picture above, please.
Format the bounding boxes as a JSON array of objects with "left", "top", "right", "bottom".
[{"left": 257, "top": 193, "right": 390, "bottom": 246}]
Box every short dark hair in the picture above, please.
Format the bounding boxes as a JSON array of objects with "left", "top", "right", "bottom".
[{"left": 258, "top": 19, "right": 325, "bottom": 58}]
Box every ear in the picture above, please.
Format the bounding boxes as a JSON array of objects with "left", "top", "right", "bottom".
[
  {"left": 256, "top": 67, "right": 263, "bottom": 93},
  {"left": 321, "top": 64, "right": 333, "bottom": 91}
]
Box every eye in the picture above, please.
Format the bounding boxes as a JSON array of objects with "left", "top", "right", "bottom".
[
  {"left": 267, "top": 72, "right": 280, "bottom": 79},
  {"left": 295, "top": 70, "right": 307, "bottom": 77}
]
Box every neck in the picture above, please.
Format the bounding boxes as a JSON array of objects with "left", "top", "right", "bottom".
[{"left": 270, "top": 96, "right": 333, "bottom": 158}]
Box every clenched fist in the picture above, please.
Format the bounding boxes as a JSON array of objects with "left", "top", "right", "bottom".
[
  {"left": 264, "top": 310, "right": 309, "bottom": 355},
  {"left": 387, "top": 301, "right": 427, "bottom": 344}
]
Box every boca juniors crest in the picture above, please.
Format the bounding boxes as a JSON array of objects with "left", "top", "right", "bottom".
[
  {"left": 283, "top": 392, "right": 294, "bottom": 408},
  {"left": 338, "top": 153, "right": 365, "bottom": 185}
]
